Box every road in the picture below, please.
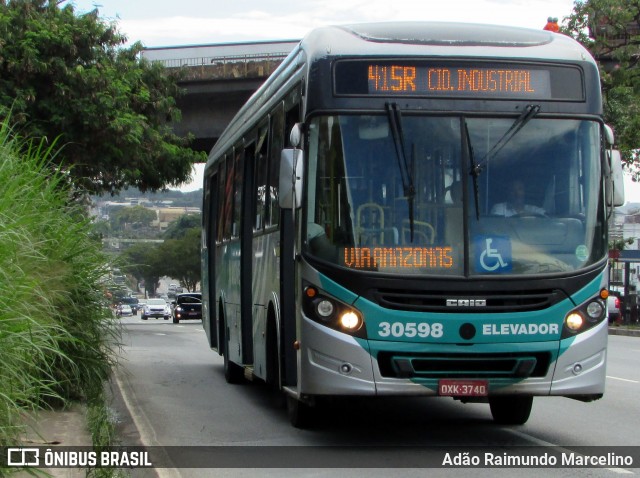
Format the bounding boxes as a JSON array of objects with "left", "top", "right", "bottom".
[{"left": 110, "top": 316, "right": 640, "bottom": 477}]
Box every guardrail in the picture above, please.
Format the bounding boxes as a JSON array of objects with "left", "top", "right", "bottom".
[
  {"left": 148, "top": 51, "right": 292, "bottom": 81},
  {"left": 151, "top": 51, "right": 291, "bottom": 68}
]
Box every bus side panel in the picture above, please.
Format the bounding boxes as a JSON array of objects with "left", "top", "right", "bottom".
[
  {"left": 211, "top": 241, "right": 228, "bottom": 354},
  {"left": 201, "top": 245, "right": 212, "bottom": 345},
  {"left": 220, "top": 240, "right": 242, "bottom": 364},
  {"left": 550, "top": 320, "right": 607, "bottom": 396},
  {"left": 251, "top": 229, "right": 280, "bottom": 381},
  {"left": 211, "top": 242, "right": 225, "bottom": 354}
]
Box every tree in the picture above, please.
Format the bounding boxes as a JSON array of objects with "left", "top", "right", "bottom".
[
  {"left": 563, "top": 0, "right": 640, "bottom": 178},
  {"left": 120, "top": 242, "right": 153, "bottom": 293},
  {"left": 110, "top": 205, "right": 157, "bottom": 230},
  {"left": 163, "top": 213, "right": 201, "bottom": 239},
  {"left": 0, "top": 0, "right": 206, "bottom": 195},
  {"left": 125, "top": 244, "right": 165, "bottom": 297},
  {"left": 157, "top": 228, "right": 201, "bottom": 292}
]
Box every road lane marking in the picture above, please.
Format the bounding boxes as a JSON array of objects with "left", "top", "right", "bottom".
[
  {"left": 607, "top": 375, "right": 639, "bottom": 384},
  {"left": 114, "top": 369, "right": 183, "bottom": 478}
]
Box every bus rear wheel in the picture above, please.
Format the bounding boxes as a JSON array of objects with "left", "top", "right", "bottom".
[{"left": 489, "top": 395, "right": 533, "bottom": 425}]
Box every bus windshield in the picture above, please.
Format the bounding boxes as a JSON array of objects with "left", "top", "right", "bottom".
[{"left": 304, "top": 114, "right": 605, "bottom": 276}]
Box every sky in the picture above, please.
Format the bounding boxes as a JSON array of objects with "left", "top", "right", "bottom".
[
  {"left": 62, "top": 0, "right": 640, "bottom": 203},
  {"left": 67, "top": 0, "right": 575, "bottom": 47}
]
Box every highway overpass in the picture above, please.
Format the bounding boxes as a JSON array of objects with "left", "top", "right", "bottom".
[{"left": 142, "top": 40, "right": 299, "bottom": 154}]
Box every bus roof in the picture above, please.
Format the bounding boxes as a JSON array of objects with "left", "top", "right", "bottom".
[
  {"left": 301, "top": 22, "right": 594, "bottom": 64},
  {"left": 206, "top": 21, "right": 597, "bottom": 165}
]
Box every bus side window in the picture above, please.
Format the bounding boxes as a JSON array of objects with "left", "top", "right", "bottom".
[
  {"left": 232, "top": 145, "right": 243, "bottom": 239},
  {"left": 203, "top": 176, "right": 211, "bottom": 248},
  {"left": 216, "top": 162, "right": 225, "bottom": 244},
  {"left": 284, "top": 89, "right": 302, "bottom": 145},
  {"left": 267, "top": 104, "right": 284, "bottom": 228},
  {"left": 254, "top": 122, "right": 269, "bottom": 232},
  {"left": 223, "top": 155, "right": 234, "bottom": 240},
  {"left": 265, "top": 87, "right": 301, "bottom": 229}
]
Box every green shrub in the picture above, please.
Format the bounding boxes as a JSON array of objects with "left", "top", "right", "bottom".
[{"left": 0, "top": 118, "right": 120, "bottom": 448}]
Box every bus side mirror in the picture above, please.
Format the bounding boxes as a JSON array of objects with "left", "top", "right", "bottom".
[
  {"left": 606, "top": 149, "right": 625, "bottom": 207},
  {"left": 279, "top": 148, "right": 304, "bottom": 209}
]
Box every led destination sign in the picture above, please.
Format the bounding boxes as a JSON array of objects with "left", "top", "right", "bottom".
[
  {"left": 334, "top": 61, "right": 584, "bottom": 100},
  {"left": 368, "top": 65, "right": 548, "bottom": 96},
  {"left": 343, "top": 246, "right": 454, "bottom": 270}
]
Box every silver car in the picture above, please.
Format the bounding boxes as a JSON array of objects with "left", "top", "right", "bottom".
[{"left": 141, "top": 298, "right": 171, "bottom": 320}]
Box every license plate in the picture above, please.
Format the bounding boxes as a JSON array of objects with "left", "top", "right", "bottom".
[{"left": 438, "top": 379, "right": 488, "bottom": 397}]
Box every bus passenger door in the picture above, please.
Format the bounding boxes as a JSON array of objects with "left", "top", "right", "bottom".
[
  {"left": 203, "top": 173, "right": 218, "bottom": 349},
  {"left": 251, "top": 123, "right": 270, "bottom": 380},
  {"left": 279, "top": 91, "right": 302, "bottom": 387},
  {"left": 240, "top": 143, "right": 256, "bottom": 366}
]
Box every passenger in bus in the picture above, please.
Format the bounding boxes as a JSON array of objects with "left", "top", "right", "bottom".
[
  {"left": 445, "top": 180, "right": 462, "bottom": 204},
  {"left": 490, "top": 179, "right": 546, "bottom": 217}
]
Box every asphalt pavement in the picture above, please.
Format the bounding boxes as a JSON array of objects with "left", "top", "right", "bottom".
[{"left": 13, "top": 326, "right": 639, "bottom": 476}]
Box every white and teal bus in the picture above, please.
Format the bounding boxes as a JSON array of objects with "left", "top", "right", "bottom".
[{"left": 201, "top": 22, "right": 625, "bottom": 427}]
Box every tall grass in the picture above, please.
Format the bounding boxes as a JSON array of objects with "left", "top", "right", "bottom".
[{"left": 0, "top": 118, "right": 120, "bottom": 449}]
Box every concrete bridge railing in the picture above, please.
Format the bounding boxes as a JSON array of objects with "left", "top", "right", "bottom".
[{"left": 151, "top": 52, "right": 291, "bottom": 81}]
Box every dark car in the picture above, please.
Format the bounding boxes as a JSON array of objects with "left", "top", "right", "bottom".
[
  {"left": 120, "top": 296, "right": 140, "bottom": 315},
  {"left": 172, "top": 293, "right": 202, "bottom": 323}
]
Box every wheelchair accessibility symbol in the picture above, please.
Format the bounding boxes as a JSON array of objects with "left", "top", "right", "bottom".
[{"left": 474, "top": 236, "right": 512, "bottom": 273}]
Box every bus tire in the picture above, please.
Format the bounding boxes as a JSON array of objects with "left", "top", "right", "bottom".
[
  {"left": 489, "top": 395, "right": 533, "bottom": 425},
  {"left": 287, "top": 395, "right": 315, "bottom": 428},
  {"left": 223, "top": 321, "right": 244, "bottom": 384},
  {"left": 266, "top": 313, "right": 285, "bottom": 408}
]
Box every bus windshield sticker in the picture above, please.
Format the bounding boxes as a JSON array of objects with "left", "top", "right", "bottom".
[
  {"left": 342, "top": 246, "right": 454, "bottom": 270},
  {"left": 575, "top": 244, "right": 589, "bottom": 262},
  {"left": 474, "top": 235, "right": 512, "bottom": 273}
]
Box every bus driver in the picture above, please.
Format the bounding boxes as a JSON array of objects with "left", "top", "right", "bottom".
[{"left": 490, "top": 179, "right": 545, "bottom": 217}]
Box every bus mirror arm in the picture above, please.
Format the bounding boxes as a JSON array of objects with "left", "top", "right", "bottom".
[{"left": 279, "top": 148, "right": 305, "bottom": 209}]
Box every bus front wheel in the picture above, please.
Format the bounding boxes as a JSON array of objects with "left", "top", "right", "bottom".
[
  {"left": 223, "top": 323, "right": 244, "bottom": 384},
  {"left": 287, "top": 396, "right": 315, "bottom": 428},
  {"left": 489, "top": 395, "right": 533, "bottom": 425}
]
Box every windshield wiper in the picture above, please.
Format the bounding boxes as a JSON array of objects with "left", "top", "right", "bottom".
[
  {"left": 467, "top": 104, "right": 540, "bottom": 220},
  {"left": 386, "top": 103, "right": 416, "bottom": 241},
  {"left": 464, "top": 119, "right": 481, "bottom": 221},
  {"left": 473, "top": 104, "right": 540, "bottom": 176}
]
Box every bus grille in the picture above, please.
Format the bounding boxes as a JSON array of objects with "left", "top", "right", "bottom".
[
  {"left": 373, "top": 289, "right": 562, "bottom": 313},
  {"left": 377, "top": 351, "right": 551, "bottom": 379}
]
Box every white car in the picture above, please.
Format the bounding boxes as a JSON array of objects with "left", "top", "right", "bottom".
[
  {"left": 116, "top": 304, "right": 133, "bottom": 317},
  {"left": 141, "top": 298, "right": 171, "bottom": 320}
]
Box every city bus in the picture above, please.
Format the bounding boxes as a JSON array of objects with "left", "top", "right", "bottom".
[{"left": 201, "top": 21, "right": 625, "bottom": 427}]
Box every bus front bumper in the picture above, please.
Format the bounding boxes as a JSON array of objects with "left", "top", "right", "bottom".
[{"left": 298, "top": 316, "right": 607, "bottom": 398}]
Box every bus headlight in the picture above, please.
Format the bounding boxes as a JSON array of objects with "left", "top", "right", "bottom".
[
  {"left": 586, "top": 301, "right": 604, "bottom": 321},
  {"left": 561, "top": 295, "right": 606, "bottom": 339},
  {"left": 316, "top": 300, "right": 334, "bottom": 318},
  {"left": 565, "top": 313, "right": 583, "bottom": 331},
  {"left": 303, "top": 283, "right": 366, "bottom": 338},
  {"left": 340, "top": 311, "right": 361, "bottom": 330}
]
